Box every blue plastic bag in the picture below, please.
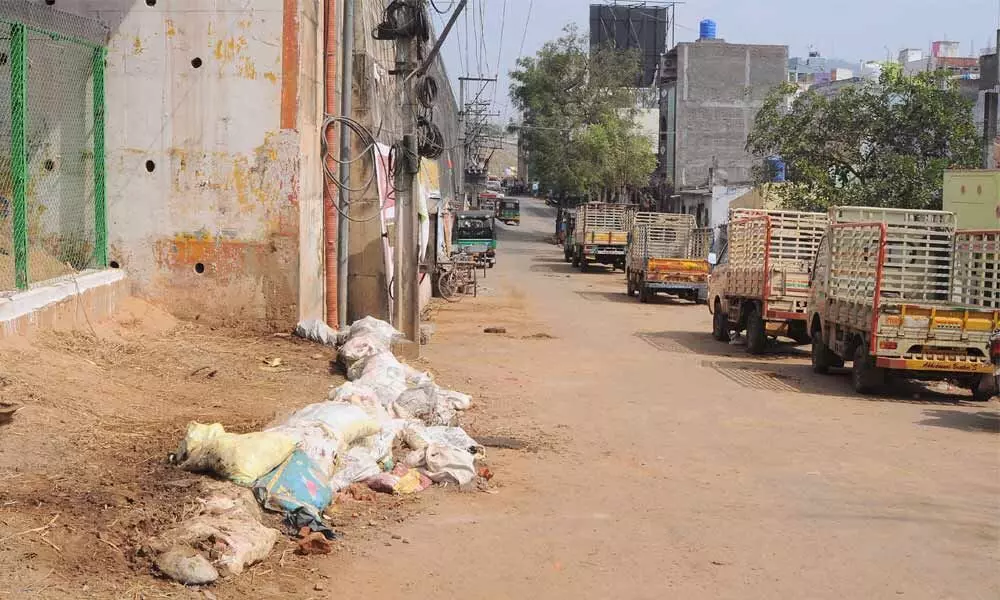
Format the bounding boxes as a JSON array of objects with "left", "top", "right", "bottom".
[{"left": 253, "top": 449, "right": 333, "bottom": 522}]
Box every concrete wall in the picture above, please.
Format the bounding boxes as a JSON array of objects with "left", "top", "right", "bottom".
[
  {"left": 34, "top": 0, "right": 325, "bottom": 330},
  {"left": 672, "top": 41, "right": 787, "bottom": 189}
]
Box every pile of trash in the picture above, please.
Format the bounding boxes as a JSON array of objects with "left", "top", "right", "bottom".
[{"left": 155, "top": 317, "right": 483, "bottom": 585}]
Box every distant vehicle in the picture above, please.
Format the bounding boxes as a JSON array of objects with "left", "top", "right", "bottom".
[
  {"left": 808, "top": 208, "right": 997, "bottom": 399},
  {"left": 571, "top": 203, "right": 635, "bottom": 272},
  {"left": 625, "top": 213, "right": 711, "bottom": 304},
  {"left": 453, "top": 210, "right": 496, "bottom": 268},
  {"left": 478, "top": 191, "right": 502, "bottom": 213},
  {"left": 486, "top": 179, "right": 503, "bottom": 193},
  {"left": 497, "top": 199, "right": 520, "bottom": 226},
  {"left": 709, "top": 208, "right": 828, "bottom": 353}
]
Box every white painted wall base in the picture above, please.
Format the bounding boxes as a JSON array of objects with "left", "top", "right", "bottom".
[{"left": 0, "top": 270, "right": 129, "bottom": 337}]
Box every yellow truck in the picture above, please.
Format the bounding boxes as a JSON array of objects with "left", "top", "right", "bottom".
[
  {"left": 807, "top": 207, "right": 998, "bottom": 399},
  {"left": 708, "top": 208, "right": 828, "bottom": 353},
  {"left": 625, "top": 212, "right": 711, "bottom": 303},
  {"left": 571, "top": 203, "right": 635, "bottom": 272}
]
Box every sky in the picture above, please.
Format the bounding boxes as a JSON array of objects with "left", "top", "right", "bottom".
[{"left": 431, "top": 0, "right": 1000, "bottom": 125}]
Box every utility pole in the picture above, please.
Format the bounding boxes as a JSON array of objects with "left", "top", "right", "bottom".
[
  {"left": 985, "top": 28, "right": 1000, "bottom": 169},
  {"left": 393, "top": 26, "right": 419, "bottom": 344},
  {"left": 458, "top": 76, "right": 498, "bottom": 207}
]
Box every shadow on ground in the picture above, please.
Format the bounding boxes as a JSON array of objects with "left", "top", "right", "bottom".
[
  {"left": 637, "top": 329, "right": 809, "bottom": 359},
  {"left": 918, "top": 409, "right": 999, "bottom": 433},
  {"left": 701, "top": 359, "right": 978, "bottom": 405}
]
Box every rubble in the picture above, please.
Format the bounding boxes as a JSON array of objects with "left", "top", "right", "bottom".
[{"left": 159, "top": 317, "right": 485, "bottom": 585}]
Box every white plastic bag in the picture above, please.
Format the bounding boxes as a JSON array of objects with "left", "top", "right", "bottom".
[
  {"left": 281, "top": 402, "right": 381, "bottom": 447},
  {"left": 347, "top": 316, "right": 401, "bottom": 348},
  {"left": 294, "top": 319, "right": 342, "bottom": 346},
  {"left": 438, "top": 388, "right": 473, "bottom": 411},
  {"left": 420, "top": 443, "right": 476, "bottom": 486},
  {"left": 392, "top": 384, "right": 458, "bottom": 426},
  {"left": 328, "top": 382, "right": 392, "bottom": 422},
  {"left": 420, "top": 426, "right": 482, "bottom": 454},
  {"left": 330, "top": 446, "right": 382, "bottom": 492},
  {"left": 176, "top": 423, "right": 296, "bottom": 486},
  {"left": 339, "top": 334, "right": 387, "bottom": 370},
  {"left": 266, "top": 421, "right": 342, "bottom": 475},
  {"left": 361, "top": 419, "right": 410, "bottom": 462}
]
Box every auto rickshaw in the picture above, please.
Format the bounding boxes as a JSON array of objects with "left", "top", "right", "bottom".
[
  {"left": 497, "top": 198, "right": 520, "bottom": 226},
  {"left": 453, "top": 210, "right": 497, "bottom": 268}
]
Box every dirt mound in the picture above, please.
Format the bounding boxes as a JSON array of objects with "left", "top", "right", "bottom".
[{"left": 0, "top": 299, "right": 343, "bottom": 598}]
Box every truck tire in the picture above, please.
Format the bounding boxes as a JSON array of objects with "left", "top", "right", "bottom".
[
  {"left": 811, "top": 336, "right": 835, "bottom": 374},
  {"left": 970, "top": 374, "right": 998, "bottom": 402},
  {"left": 746, "top": 305, "right": 767, "bottom": 355},
  {"left": 638, "top": 279, "right": 651, "bottom": 303},
  {"left": 627, "top": 275, "right": 635, "bottom": 297},
  {"left": 712, "top": 302, "right": 730, "bottom": 342},
  {"left": 852, "top": 344, "right": 885, "bottom": 395}
]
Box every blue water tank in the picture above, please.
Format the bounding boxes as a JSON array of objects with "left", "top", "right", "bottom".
[
  {"left": 766, "top": 156, "right": 786, "bottom": 182},
  {"left": 699, "top": 19, "right": 717, "bottom": 40}
]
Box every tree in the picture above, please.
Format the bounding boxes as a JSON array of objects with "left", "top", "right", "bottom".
[
  {"left": 746, "top": 65, "right": 980, "bottom": 210},
  {"left": 509, "top": 26, "right": 656, "bottom": 199}
]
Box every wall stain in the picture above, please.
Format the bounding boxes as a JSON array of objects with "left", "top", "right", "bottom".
[
  {"left": 132, "top": 36, "right": 144, "bottom": 55},
  {"left": 263, "top": 72, "right": 278, "bottom": 84},
  {"left": 165, "top": 19, "right": 177, "bottom": 38}
]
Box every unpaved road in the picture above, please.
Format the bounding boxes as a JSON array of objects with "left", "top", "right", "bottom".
[
  {"left": 2, "top": 198, "right": 996, "bottom": 599},
  {"left": 317, "top": 198, "right": 999, "bottom": 600}
]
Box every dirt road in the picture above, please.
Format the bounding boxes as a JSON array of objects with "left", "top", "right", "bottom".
[
  {"left": 1, "top": 198, "right": 996, "bottom": 599},
  {"left": 317, "top": 198, "right": 999, "bottom": 599}
]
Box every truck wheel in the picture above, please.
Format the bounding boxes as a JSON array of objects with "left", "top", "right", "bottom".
[
  {"left": 970, "top": 374, "right": 998, "bottom": 402},
  {"left": 811, "top": 336, "right": 834, "bottom": 374},
  {"left": 852, "top": 344, "right": 885, "bottom": 395},
  {"left": 712, "top": 302, "right": 730, "bottom": 342},
  {"left": 639, "top": 280, "right": 651, "bottom": 303},
  {"left": 746, "top": 305, "right": 767, "bottom": 355},
  {"left": 627, "top": 276, "right": 635, "bottom": 297}
]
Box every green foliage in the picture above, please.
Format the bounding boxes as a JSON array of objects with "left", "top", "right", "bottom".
[
  {"left": 509, "top": 26, "right": 656, "bottom": 197},
  {"left": 747, "top": 65, "right": 981, "bottom": 210}
]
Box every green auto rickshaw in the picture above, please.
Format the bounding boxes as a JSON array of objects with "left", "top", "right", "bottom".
[
  {"left": 453, "top": 210, "right": 496, "bottom": 268},
  {"left": 497, "top": 198, "right": 520, "bottom": 226}
]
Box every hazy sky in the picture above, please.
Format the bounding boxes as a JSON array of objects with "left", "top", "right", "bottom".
[{"left": 432, "top": 0, "right": 999, "bottom": 124}]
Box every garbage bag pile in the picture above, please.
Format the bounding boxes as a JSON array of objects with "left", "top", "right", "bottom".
[{"left": 159, "top": 317, "right": 483, "bottom": 584}]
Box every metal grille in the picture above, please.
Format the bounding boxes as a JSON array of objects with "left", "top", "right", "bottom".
[
  {"left": 952, "top": 230, "right": 1000, "bottom": 309},
  {"left": 689, "top": 227, "right": 712, "bottom": 260},
  {"left": 0, "top": 3, "right": 108, "bottom": 293},
  {"left": 832, "top": 207, "right": 955, "bottom": 303}
]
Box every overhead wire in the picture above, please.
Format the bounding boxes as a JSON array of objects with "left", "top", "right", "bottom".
[{"left": 320, "top": 115, "right": 387, "bottom": 222}]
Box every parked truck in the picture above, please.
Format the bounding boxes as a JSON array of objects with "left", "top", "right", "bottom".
[
  {"left": 571, "top": 203, "right": 635, "bottom": 272},
  {"left": 708, "top": 208, "right": 828, "bottom": 353},
  {"left": 807, "top": 208, "right": 998, "bottom": 399},
  {"left": 625, "top": 213, "right": 712, "bottom": 303}
]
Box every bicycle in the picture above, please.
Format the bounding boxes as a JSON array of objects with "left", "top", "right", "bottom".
[{"left": 437, "top": 259, "right": 477, "bottom": 302}]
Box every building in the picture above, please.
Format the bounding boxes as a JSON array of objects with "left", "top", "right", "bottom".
[
  {"left": 656, "top": 33, "right": 787, "bottom": 225},
  {"left": 2, "top": 0, "right": 461, "bottom": 330}
]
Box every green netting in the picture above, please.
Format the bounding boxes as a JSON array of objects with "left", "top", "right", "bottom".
[{"left": 0, "top": 3, "right": 108, "bottom": 294}]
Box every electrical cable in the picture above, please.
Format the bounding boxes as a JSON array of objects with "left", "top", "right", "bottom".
[
  {"left": 430, "top": 0, "right": 456, "bottom": 14},
  {"left": 320, "top": 114, "right": 386, "bottom": 223},
  {"left": 415, "top": 75, "right": 439, "bottom": 109}
]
